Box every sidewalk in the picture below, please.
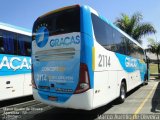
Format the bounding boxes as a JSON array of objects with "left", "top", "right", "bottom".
[{"left": 149, "top": 76, "right": 160, "bottom": 113}]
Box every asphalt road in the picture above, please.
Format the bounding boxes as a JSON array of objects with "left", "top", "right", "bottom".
[{"left": 0, "top": 80, "right": 160, "bottom": 120}]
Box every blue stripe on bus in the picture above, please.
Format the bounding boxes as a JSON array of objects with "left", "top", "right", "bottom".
[
  {"left": 115, "top": 53, "right": 147, "bottom": 81},
  {"left": 0, "top": 54, "right": 31, "bottom": 76}
]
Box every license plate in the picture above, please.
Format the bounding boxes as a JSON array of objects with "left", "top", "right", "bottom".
[{"left": 48, "top": 96, "right": 57, "bottom": 101}]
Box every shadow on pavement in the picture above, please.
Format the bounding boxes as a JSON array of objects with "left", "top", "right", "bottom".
[
  {"left": 30, "top": 102, "right": 114, "bottom": 120},
  {"left": 151, "top": 81, "right": 160, "bottom": 113},
  {"left": 0, "top": 96, "right": 33, "bottom": 108}
]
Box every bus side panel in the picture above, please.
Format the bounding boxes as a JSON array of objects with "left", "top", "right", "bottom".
[
  {"left": 92, "top": 42, "right": 122, "bottom": 109},
  {"left": 115, "top": 53, "right": 147, "bottom": 92},
  {"left": 127, "top": 71, "right": 141, "bottom": 91},
  {"left": 23, "top": 73, "right": 32, "bottom": 96},
  {"left": 93, "top": 71, "right": 109, "bottom": 108},
  {"left": 0, "top": 55, "right": 32, "bottom": 101},
  {"left": 0, "top": 75, "right": 24, "bottom": 100},
  {"left": 92, "top": 42, "right": 147, "bottom": 108}
]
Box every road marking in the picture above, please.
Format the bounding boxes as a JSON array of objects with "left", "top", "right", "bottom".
[{"left": 132, "top": 83, "right": 157, "bottom": 119}]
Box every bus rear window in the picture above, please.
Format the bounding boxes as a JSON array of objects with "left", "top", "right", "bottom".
[{"left": 33, "top": 7, "right": 80, "bottom": 38}]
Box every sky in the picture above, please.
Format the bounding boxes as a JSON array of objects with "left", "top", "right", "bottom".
[{"left": 0, "top": 0, "right": 160, "bottom": 48}]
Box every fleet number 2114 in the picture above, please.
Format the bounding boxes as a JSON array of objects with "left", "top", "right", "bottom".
[{"left": 98, "top": 54, "right": 111, "bottom": 67}]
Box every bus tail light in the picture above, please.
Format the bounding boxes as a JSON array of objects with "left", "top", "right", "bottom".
[
  {"left": 31, "top": 64, "right": 37, "bottom": 89},
  {"left": 74, "top": 63, "right": 90, "bottom": 94}
]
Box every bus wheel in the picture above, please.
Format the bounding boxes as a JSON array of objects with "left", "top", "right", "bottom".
[
  {"left": 143, "top": 75, "right": 148, "bottom": 85},
  {"left": 118, "top": 82, "right": 126, "bottom": 103}
]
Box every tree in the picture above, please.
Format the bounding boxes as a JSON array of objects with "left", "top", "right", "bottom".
[
  {"left": 114, "top": 12, "right": 156, "bottom": 44},
  {"left": 147, "top": 38, "right": 160, "bottom": 74}
]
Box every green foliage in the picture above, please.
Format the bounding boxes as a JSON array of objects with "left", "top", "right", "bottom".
[
  {"left": 114, "top": 12, "right": 156, "bottom": 44},
  {"left": 147, "top": 38, "right": 160, "bottom": 74},
  {"left": 147, "top": 38, "right": 160, "bottom": 55},
  {"left": 150, "top": 64, "right": 158, "bottom": 74}
]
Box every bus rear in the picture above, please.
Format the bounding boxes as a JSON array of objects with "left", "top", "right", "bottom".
[{"left": 32, "top": 5, "right": 94, "bottom": 110}]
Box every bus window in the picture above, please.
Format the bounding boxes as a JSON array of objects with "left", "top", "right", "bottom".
[
  {"left": 114, "top": 31, "right": 126, "bottom": 54},
  {"left": 91, "top": 13, "right": 108, "bottom": 46},
  {"left": 92, "top": 13, "right": 126, "bottom": 54},
  {"left": 33, "top": 7, "right": 80, "bottom": 37},
  {"left": 18, "top": 35, "right": 26, "bottom": 56},
  {"left": 0, "top": 30, "right": 5, "bottom": 53},
  {"left": 25, "top": 36, "right": 31, "bottom": 56},
  {"left": 16, "top": 34, "right": 31, "bottom": 56},
  {"left": 3, "top": 31, "right": 15, "bottom": 55}
]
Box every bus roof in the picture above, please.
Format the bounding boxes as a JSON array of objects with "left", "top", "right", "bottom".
[{"left": 0, "top": 22, "right": 32, "bottom": 36}]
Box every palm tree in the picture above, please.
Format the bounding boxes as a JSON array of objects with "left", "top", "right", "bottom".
[
  {"left": 115, "top": 12, "right": 156, "bottom": 44},
  {"left": 147, "top": 38, "right": 160, "bottom": 74}
]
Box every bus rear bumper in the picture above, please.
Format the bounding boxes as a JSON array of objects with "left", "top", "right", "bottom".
[{"left": 33, "top": 88, "right": 94, "bottom": 110}]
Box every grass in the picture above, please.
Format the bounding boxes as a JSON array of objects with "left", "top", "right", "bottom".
[{"left": 149, "top": 64, "right": 158, "bottom": 74}]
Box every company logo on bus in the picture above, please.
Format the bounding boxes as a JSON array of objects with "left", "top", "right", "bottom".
[
  {"left": 35, "top": 25, "right": 49, "bottom": 48},
  {"left": 0, "top": 56, "right": 31, "bottom": 71},
  {"left": 50, "top": 35, "right": 80, "bottom": 47},
  {"left": 125, "top": 57, "right": 137, "bottom": 68}
]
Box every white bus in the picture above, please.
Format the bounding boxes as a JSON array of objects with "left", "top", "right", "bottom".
[
  {"left": 0, "top": 22, "right": 32, "bottom": 101},
  {"left": 32, "top": 5, "right": 148, "bottom": 110}
]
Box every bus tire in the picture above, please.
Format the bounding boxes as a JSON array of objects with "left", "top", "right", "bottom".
[
  {"left": 143, "top": 75, "right": 148, "bottom": 85},
  {"left": 118, "top": 82, "right": 126, "bottom": 103}
]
